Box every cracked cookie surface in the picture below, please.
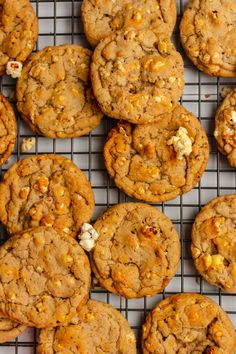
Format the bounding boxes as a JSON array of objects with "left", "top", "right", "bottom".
[
  {"left": 0, "top": 227, "right": 91, "bottom": 328},
  {"left": 142, "top": 293, "right": 236, "bottom": 354},
  {"left": 180, "top": 0, "right": 236, "bottom": 77},
  {"left": 214, "top": 89, "right": 236, "bottom": 167},
  {"left": 104, "top": 105, "right": 209, "bottom": 202},
  {"left": 82, "top": 0, "right": 176, "bottom": 47},
  {"left": 92, "top": 203, "right": 180, "bottom": 298},
  {"left": 38, "top": 299, "right": 136, "bottom": 354},
  {"left": 16, "top": 45, "right": 103, "bottom": 138},
  {"left": 91, "top": 29, "right": 184, "bottom": 124},
  {"left": 192, "top": 194, "right": 236, "bottom": 293},
  {"left": 0, "top": 315, "right": 26, "bottom": 343},
  {"left": 0, "top": 0, "right": 38, "bottom": 75},
  {"left": 0, "top": 154, "right": 94, "bottom": 237},
  {"left": 0, "top": 93, "right": 17, "bottom": 167}
]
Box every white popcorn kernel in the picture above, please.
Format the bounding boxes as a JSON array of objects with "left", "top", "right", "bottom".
[
  {"left": 6, "top": 61, "right": 23, "bottom": 79},
  {"left": 78, "top": 223, "right": 100, "bottom": 251},
  {"left": 81, "top": 223, "right": 93, "bottom": 233},
  {"left": 20, "top": 137, "right": 36, "bottom": 153},
  {"left": 79, "top": 231, "right": 92, "bottom": 240},
  {"left": 231, "top": 111, "right": 236, "bottom": 124},
  {"left": 79, "top": 238, "right": 95, "bottom": 252},
  {"left": 167, "top": 127, "right": 193, "bottom": 160},
  {"left": 91, "top": 229, "right": 99, "bottom": 240}
]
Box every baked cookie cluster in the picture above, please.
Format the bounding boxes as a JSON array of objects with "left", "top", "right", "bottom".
[{"left": 0, "top": 0, "right": 234, "bottom": 353}]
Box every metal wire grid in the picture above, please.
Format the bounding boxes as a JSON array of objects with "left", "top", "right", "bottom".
[{"left": 0, "top": 0, "right": 235, "bottom": 352}]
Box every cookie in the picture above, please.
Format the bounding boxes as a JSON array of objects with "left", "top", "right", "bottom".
[
  {"left": 91, "top": 29, "right": 185, "bottom": 124},
  {"left": 38, "top": 299, "right": 136, "bottom": 354},
  {"left": 142, "top": 293, "right": 236, "bottom": 354},
  {"left": 16, "top": 45, "right": 103, "bottom": 138},
  {"left": 214, "top": 89, "right": 236, "bottom": 167},
  {"left": 0, "top": 154, "right": 94, "bottom": 237},
  {"left": 82, "top": 0, "right": 177, "bottom": 47},
  {"left": 180, "top": 0, "right": 236, "bottom": 77},
  {"left": 0, "top": 93, "right": 17, "bottom": 167},
  {"left": 0, "top": 227, "right": 91, "bottom": 328},
  {"left": 0, "top": 315, "right": 26, "bottom": 343},
  {"left": 0, "top": 0, "right": 38, "bottom": 76},
  {"left": 92, "top": 203, "right": 180, "bottom": 298},
  {"left": 104, "top": 105, "right": 209, "bottom": 202},
  {"left": 191, "top": 194, "right": 236, "bottom": 293}
]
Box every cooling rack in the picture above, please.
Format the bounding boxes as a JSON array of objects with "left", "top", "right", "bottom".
[{"left": 0, "top": 0, "right": 235, "bottom": 353}]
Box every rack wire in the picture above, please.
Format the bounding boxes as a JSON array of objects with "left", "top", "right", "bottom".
[{"left": 0, "top": 0, "right": 235, "bottom": 353}]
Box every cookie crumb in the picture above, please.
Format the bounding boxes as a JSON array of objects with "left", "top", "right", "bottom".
[
  {"left": 220, "top": 87, "right": 232, "bottom": 98},
  {"left": 6, "top": 61, "right": 23, "bottom": 79},
  {"left": 78, "top": 223, "right": 99, "bottom": 251},
  {"left": 20, "top": 137, "right": 36, "bottom": 153},
  {"left": 167, "top": 126, "right": 192, "bottom": 160}
]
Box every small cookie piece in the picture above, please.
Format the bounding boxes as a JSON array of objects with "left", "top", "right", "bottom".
[
  {"left": 0, "top": 93, "right": 17, "bottom": 167},
  {"left": 20, "top": 137, "right": 36, "bottom": 153},
  {"left": 92, "top": 203, "right": 180, "bottom": 298},
  {"left": 0, "top": 154, "right": 94, "bottom": 237},
  {"left": 180, "top": 0, "right": 236, "bottom": 77},
  {"left": 0, "top": 227, "right": 91, "bottom": 328},
  {"left": 142, "top": 293, "right": 236, "bottom": 354},
  {"left": 38, "top": 299, "right": 136, "bottom": 354},
  {"left": 214, "top": 89, "right": 236, "bottom": 167},
  {"left": 104, "top": 105, "right": 209, "bottom": 202},
  {"left": 191, "top": 194, "right": 236, "bottom": 293},
  {"left": 0, "top": 0, "right": 38, "bottom": 76},
  {"left": 82, "top": 0, "right": 177, "bottom": 47},
  {"left": 0, "top": 315, "right": 26, "bottom": 343},
  {"left": 16, "top": 45, "right": 103, "bottom": 138},
  {"left": 91, "top": 29, "right": 184, "bottom": 124}
]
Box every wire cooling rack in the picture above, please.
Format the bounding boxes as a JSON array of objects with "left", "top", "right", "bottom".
[{"left": 0, "top": 0, "right": 235, "bottom": 353}]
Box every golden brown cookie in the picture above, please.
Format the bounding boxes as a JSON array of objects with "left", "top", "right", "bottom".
[
  {"left": 91, "top": 29, "right": 184, "bottom": 124},
  {"left": 82, "top": 0, "right": 177, "bottom": 47},
  {"left": 180, "top": 0, "right": 236, "bottom": 77},
  {"left": 0, "top": 315, "right": 26, "bottom": 343},
  {"left": 0, "top": 154, "right": 94, "bottom": 237},
  {"left": 0, "top": 93, "right": 17, "bottom": 167},
  {"left": 214, "top": 88, "right": 236, "bottom": 167},
  {"left": 16, "top": 45, "right": 103, "bottom": 138},
  {"left": 191, "top": 194, "right": 236, "bottom": 293},
  {"left": 0, "top": 227, "right": 91, "bottom": 328},
  {"left": 0, "top": 0, "right": 38, "bottom": 76},
  {"left": 92, "top": 203, "right": 180, "bottom": 298},
  {"left": 104, "top": 105, "right": 209, "bottom": 202},
  {"left": 38, "top": 300, "right": 137, "bottom": 354},
  {"left": 142, "top": 293, "right": 236, "bottom": 354}
]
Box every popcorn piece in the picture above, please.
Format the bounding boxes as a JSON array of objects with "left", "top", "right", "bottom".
[
  {"left": 167, "top": 127, "right": 193, "bottom": 160},
  {"left": 79, "top": 238, "right": 95, "bottom": 252},
  {"left": 20, "top": 137, "right": 36, "bottom": 153},
  {"left": 78, "top": 223, "right": 100, "bottom": 251},
  {"left": 6, "top": 61, "right": 23, "bottom": 79},
  {"left": 231, "top": 111, "right": 236, "bottom": 123}
]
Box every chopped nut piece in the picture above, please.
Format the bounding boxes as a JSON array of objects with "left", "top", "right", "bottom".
[
  {"left": 167, "top": 127, "right": 193, "bottom": 160},
  {"left": 20, "top": 137, "right": 36, "bottom": 153}
]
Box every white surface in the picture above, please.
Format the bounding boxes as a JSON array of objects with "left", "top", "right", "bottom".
[{"left": 0, "top": 0, "right": 235, "bottom": 353}]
